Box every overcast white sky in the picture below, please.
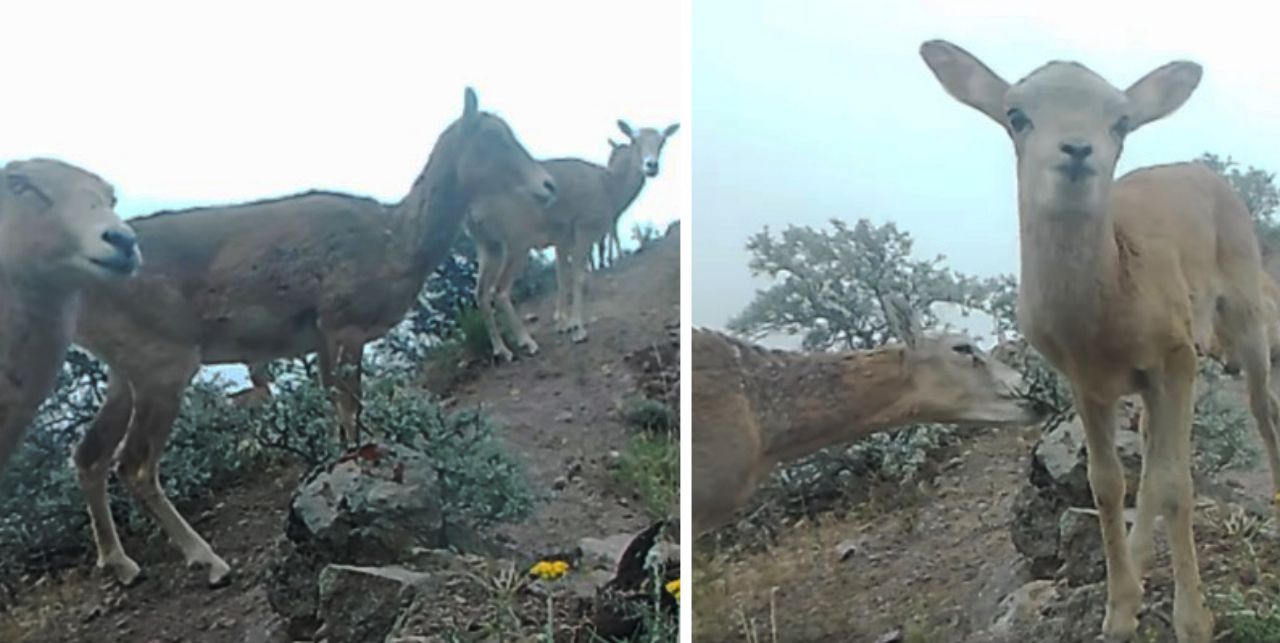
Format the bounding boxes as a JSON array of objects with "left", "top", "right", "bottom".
[
  {"left": 2, "top": 2, "right": 684, "bottom": 235},
  {"left": 694, "top": 0, "right": 1280, "bottom": 342},
  {"left": 1, "top": 2, "right": 683, "bottom": 385}
]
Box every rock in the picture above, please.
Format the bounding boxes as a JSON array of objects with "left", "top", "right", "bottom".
[
  {"left": 966, "top": 557, "right": 1033, "bottom": 631},
  {"left": 555, "top": 411, "right": 574, "bottom": 423},
  {"left": 579, "top": 532, "right": 679, "bottom": 573},
  {"left": 268, "top": 442, "right": 495, "bottom": 636},
  {"left": 579, "top": 533, "right": 638, "bottom": 571},
  {"left": 314, "top": 564, "right": 435, "bottom": 643},
  {"left": 835, "top": 536, "right": 866, "bottom": 562},
  {"left": 982, "top": 581, "right": 1175, "bottom": 643},
  {"left": 873, "top": 629, "right": 904, "bottom": 643},
  {"left": 1011, "top": 414, "right": 1143, "bottom": 578},
  {"left": 266, "top": 539, "right": 325, "bottom": 639},
  {"left": 1057, "top": 508, "right": 1106, "bottom": 586},
  {"left": 287, "top": 442, "right": 448, "bottom": 564},
  {"left": 986, "top": 580, "right": 1058, "bottom": 637}
]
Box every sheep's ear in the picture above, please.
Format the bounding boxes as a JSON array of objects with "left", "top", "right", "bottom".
[
  {"left": 920, "top": 39, "right": 1011, "bottom": 130},
  {"left": 464, "top": 87, "right": 479, "bottom": 119},
  {"left": 883, "top": 294, "right": 920, "bottom": 349},
  {"left": 663, "top": 123, "right": 680, "bottom": 138},
  {"left": 608, "top": 138, "right": 622, "bottom": 150},
  {"left": 617, "top": 119, "right": 635, "bottom": 138},
  {"left": 1125, "top": 61, "right": 1202, "bottom": 130}
]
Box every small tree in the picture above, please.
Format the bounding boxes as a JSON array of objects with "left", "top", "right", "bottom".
[
  {"left": 729, "top": 218, "right": 1003, "bottom": 351},
  {"left": 1197, "top": 152, "right": 1280, "bottom": 250}
]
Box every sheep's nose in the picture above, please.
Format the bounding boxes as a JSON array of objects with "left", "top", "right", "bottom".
[
  {"left": 1059, "top": 142, "right": 1093, "bottom": 162},
  {"left": 102, "top": 228, "right": 138, "bottom": 259}
]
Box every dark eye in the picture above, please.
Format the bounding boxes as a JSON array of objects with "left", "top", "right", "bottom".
[
  {"left": 1112, "top": 115, "right": 1131, "bottom": 139},
  {"left": 6, "top": 175, "right": 29, "bottom": 195},
  {"left": 1007, "top": 108, "right": 1032, "bottom": 133},
  {"left": 5, "top": 175, "right": 52, "bottom": 206}
]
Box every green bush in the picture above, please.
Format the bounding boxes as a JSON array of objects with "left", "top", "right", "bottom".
[
  {"left": 363, "top": 376, "right": 533, "bottom": 528},
  {"left": 1216, "top": 587, "right": 1280, "bottom": 643},
  {"left": 622, "top": 398, "right": 676, "bottom": 434},
  {"left": 613, "top": 432, "right": 679, "bottom": 520},
  {"left": 1193, "top": 361, "right": 1260, "bottom": 475},
  {"left": 712, "top": 423, "right": 956, "bottom": 549},
  {"left": 457, "top": 306, "right": 493, "bottom": 361},
  {"left": 0, "top": 355, "right": 530, "bottom": 581}
]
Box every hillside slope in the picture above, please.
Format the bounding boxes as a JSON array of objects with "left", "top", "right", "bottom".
[{"left": 0, "top": 226, "right": 680, "bottom": 643}]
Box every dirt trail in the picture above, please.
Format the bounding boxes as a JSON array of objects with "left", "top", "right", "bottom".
[{"left": 0, "top": 228, "right": 680, "bottom": 643}]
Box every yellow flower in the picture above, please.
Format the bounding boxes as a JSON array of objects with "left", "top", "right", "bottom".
[
  {"left": 665, "top": 578, "right": 680, "bottom": 601},
  {"left": 529, "top": 559, "right": 570, "bottom": 580}
]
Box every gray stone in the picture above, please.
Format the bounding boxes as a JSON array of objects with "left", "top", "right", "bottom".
[
  {"left": 288, "top": 442, "right": 446, "bottom": 565},
  {"left": 314, "top": 564, "right": 434, "bottom": 643},
  {"left": 1011, "top": 414, "right": 1144, "bottom": 578},
  {"left": 966, "top": 557, "right": 1034, "bottom": 633},
  {"left": 986, "top": 580, "right": 1058, "bottom": 637},
  {"left": 265, "top": 539, "right": 324, "bottom": 639},
  {"left": 990, "top": 582, "right": 1174, "bottom": 643},
  {"left": 579, "top": 533, "right": 635, "bottom": 571},
  {"left": 268, "top": 443, "right": 494, "bottom": 637},
  {"left": 578, "top": 532, "right": 679, "bottom": 572},
  {"left": 1057, "top": 508, "right": 1107, "bottom": 586}
]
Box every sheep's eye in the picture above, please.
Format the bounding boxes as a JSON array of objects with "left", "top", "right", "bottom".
[
  {"left": 6, "top": 175, "right": 29, "bottom": 195},
  {"left": 1007, "top": 108, "right": 1032, "bottom": 133},
  {"left": 1112, "top": 115, "right": 1132, "bottom": 139}
]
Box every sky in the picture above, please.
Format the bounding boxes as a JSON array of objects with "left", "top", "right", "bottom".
[
  {"left": 1, "top": 2, "right": 684, "bottom": 384},
  {"left": 693, "top": 0, "right": 1280, "bottom": 342},
  {"left": 1, "top": 2, "right": 684, "bottom": 233}
]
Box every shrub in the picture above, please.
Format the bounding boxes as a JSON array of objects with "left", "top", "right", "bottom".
[
  {"left": 457, "top": 306, "right": 493, "bottom": 361},
  {"left": 631, "top": 222, "right": 661, "bottom": 251},
  {"left": 613, "top": 432, "right": 679, "bottom": 520},
  {"left": 0, "top": 355, "right": 530, "bottom": 581},
  {"left": 1216, "top": 587, "right": 1280, "bottom": 643},
  {"left": 622, "top": 398, "right": 676, "bottom": 434},
  {"left": 712, "top": 423, "right": 956, "bottom": 549},
  {"left": 363, "top": 376, "right": 533, "bottom": 528},
  {"left": 510, "top": 252, "right": 557, "bottom": 304},
  {"left": 1193, "top": 361, "right": 1260, "bottom": 475}
]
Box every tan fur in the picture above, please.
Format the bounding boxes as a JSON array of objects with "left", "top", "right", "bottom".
[
  {"left": 228, "top": 362, "right": 273, "bottom": 407},
  {"left": 922, "top": 40, "right": 1280, "bottom": 642},
  {"left": 0, "top": 159, "right": 139, "bottom": 473},
  {"left": 467, "top": 121, "right": 677, "bottom": 360},
  {"left": 68, "top": 89, "right": 556, "bottom": 588},
  {"left": 591, "top": 138, "right": 630, "bottom": 271},
  {"left": 1207, "top": 271, "right": 1280, "bottom": 372},
  {"left": 692, "top": 307, "right": 1045, "bottom": 536}
]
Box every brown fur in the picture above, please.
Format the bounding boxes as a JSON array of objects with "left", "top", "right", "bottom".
[
  {"left": 923, "top": 40, "right": 1279, "bottom": 642},
  {"left": 0, "top": 159, "right": 139, "bottom": 473},
  {"left": 467, "top": 121, "right": 677, "bottom": 360},
  {"left": 1207, "top": 270, "right": 1280, "bottom": 372},
  {"left": 69, "top": 89, "right": 556, "bottom": 588},
  {"left": 228, "top": 362, "right": 273, "bottom": 408},
  {"left": 692, "top": 308, "right": 1045, "bottom": 536},
  {"left": 592, "top": 138, "right": 631, "bottom": 270}
]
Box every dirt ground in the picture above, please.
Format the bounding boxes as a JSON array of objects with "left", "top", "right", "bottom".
[
  {"left": 694, "top": 424, "right": 1041, "bottom": 642},
  {"left": 0, "top": 228, "right": 680, "bottom": 643}
]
